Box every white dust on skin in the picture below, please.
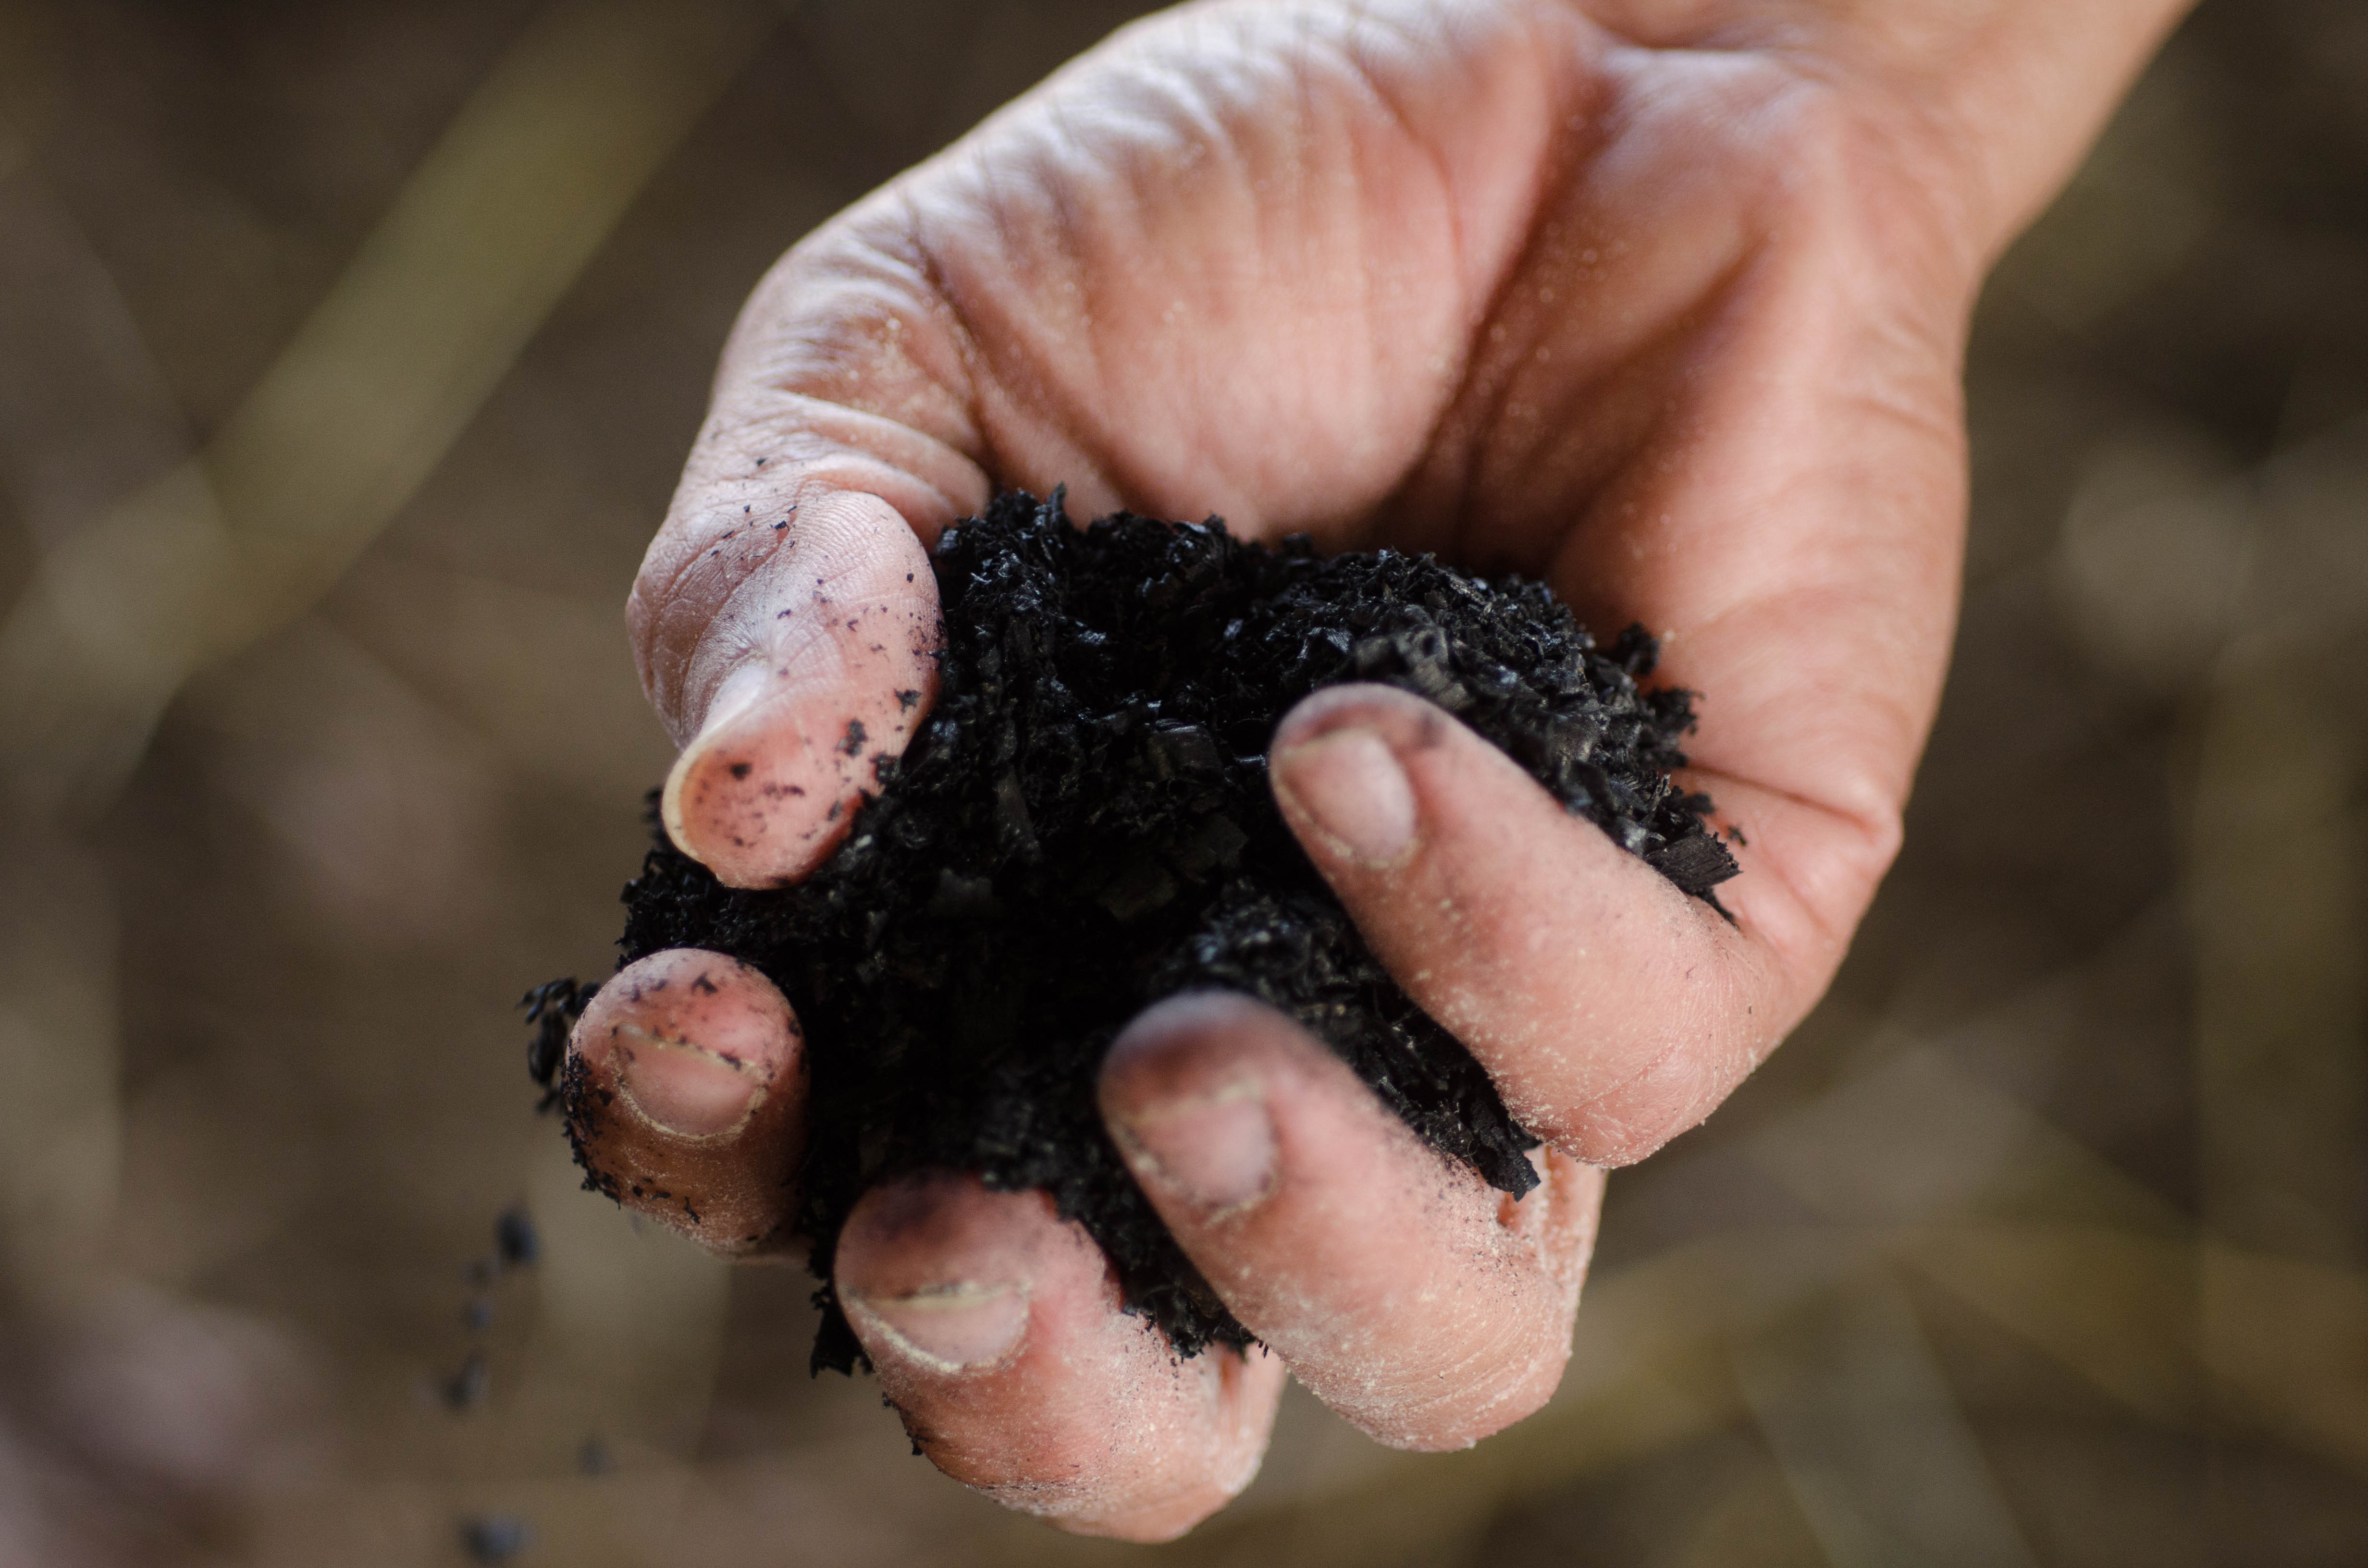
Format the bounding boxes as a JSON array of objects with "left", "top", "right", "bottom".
[
  {"left": 1091, "top": 997, "right": 1603, "bottom": 1458},
  {"left": 839, "top": 1181, "right": 1283, "bottom": 1541},
  {"left": 1153, "top": 1055, "right": 1599, "bottom": 1453},
  {"left": 958, "top": 1329, "right": 1282, "bottom": 1542}
]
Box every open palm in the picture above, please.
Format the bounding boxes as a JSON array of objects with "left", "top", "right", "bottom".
[{"left": 563, "top": 0, "right": 2172, "bottom": 1540}]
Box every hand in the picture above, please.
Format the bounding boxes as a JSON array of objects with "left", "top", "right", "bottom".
[{"left": 566, "top": 0, "right": 2188, "bottom": 1539}]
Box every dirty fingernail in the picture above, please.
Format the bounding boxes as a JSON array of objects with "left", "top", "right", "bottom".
[
  {"left": 662, "top": 667, "right": 782, "bottom": 842},
  {"left": 1273, "top": 727, "right": 1416, "bottom": 868},
  {"left": 844, "top": 1282, "right": 1029, "bottom": 1373},
  {"left": 615, "top": 1032, "right": 762, "bottom": 1137},
  {"left": 1115, "top": 1081, "right": 1277, "bottom": 1216}
]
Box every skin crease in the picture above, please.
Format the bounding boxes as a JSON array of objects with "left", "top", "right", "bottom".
[{"left": 566, "top": 0, "right": 2198, "bottom": 1539}]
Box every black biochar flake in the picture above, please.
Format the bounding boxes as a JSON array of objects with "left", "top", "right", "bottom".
[
  {"left": 442, "top": 1350, "right": 489, "bottom": 1412},
  {"left": 494, "top": 1205, "right": 540, "bottom": 1269},
  {"left": 554, "top": 491, "right": 1734, "bottom": 1369},
  {"left": 461, "top": 1515, "right": 531, "bottom": 1564}
]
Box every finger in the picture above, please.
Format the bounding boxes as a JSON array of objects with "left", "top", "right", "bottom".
[
  {"left": 565, "top": 949, "right": 805, "bottom": 1253},
  {"left": 629, "top": 163, "right": 1008, "bottom": 887},
  {"left": 1270, "top": 683, "right": 1821, "bottom": 1165},
  {"left": 1100, "top": 992, "right": 1601, "bottom": 1451},
  {"left": 834, "top": 1172, "right": 1285, "bottom": 1542},
  {"left": 638, "top": 485, "right": 949, "bottom": 888}
]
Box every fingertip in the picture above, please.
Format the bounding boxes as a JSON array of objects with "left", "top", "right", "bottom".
[
  {"left": 658, "top": 677, "right": 853, "bottom": 889},
  {"left": 566, "top": 949, "right": 806, "bottom": 1252},
  {"left": 660, "top": 491, "right": 942, "bottom": 889},
  {"left": 836, "top": 1176, "right": 1081, "bottom": 1315},
  {"left": 1102, "top": 995, "right": 1336, "bottom": 1221},
  {"left": 833, "top": 1171, "right": 1281, "bottom": 1540},
  {"left": 1105, "top": 992, "right": 1592, "bottom": 1452},
  {"left": 836, "top": 1176, "right": 1065, "bottom": 1378},
  {"left": 1269, "top": 685, "right": 1465, "bottom": 872}
]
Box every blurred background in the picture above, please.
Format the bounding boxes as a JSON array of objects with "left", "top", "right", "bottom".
[{"left": 0, "top": 0, "right": 2363, "bottom": 1562}]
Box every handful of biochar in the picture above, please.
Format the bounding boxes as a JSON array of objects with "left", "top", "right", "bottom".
[{"left": 550, "top": 490, "right": 1737, "bottom": 1372}]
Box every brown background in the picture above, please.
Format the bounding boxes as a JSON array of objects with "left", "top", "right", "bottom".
[{"left": 1, "top": 0, "right": 2364, "bottom": 1563}]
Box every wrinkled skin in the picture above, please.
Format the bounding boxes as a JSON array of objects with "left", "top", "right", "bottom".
[{"left": 568, "top": 0, "right": 2188, "bottom": 1540}]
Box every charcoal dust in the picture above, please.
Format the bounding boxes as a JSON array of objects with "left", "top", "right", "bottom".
[
  {"left": 495, "top": 1206, "right": 541, "bottom": 1269},
  {"left": 558, "top": 491, "right": 1734, "bottom": 1367},
  {"left": 441, "top": 1350, "right": 489, "bottom": 1412},
  {"left": 440, "top": 1206, "right": 539, "bottom": 1411},
  {"left": 461, "top": 1515, "right": 531, "bottom": 1563}
]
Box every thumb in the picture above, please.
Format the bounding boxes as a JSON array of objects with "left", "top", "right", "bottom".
[{"left": 634, "top": 485, "right": 944, "bottom": 888}]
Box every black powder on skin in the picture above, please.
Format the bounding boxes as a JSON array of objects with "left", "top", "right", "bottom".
[{"left": 539, "top": 490, "right": 1736, "bottom": 1371}]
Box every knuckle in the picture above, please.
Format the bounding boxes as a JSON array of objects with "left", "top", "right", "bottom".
[{"left": 1705, "top": 61, "right": 1974, "bottom": 302}]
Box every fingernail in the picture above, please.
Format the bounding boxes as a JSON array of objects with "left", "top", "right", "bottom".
[
  {"left": 662, "top": 667, "right": 779, "bottom": 831},
  {"left": 1114, "top": 1080, "right": 1277, "bottom": 1217},
  {"left": 701, "top": 659, "right": 779, "bottom": 737},
  {"left": 660, "top": 662, "right": 865, "bottom": 887},
  {"left": 1273, "top": 727, "right": 1417, "bottom": 868},
  {"left": 844, "top": 1282, "right": 1029, "bottom": 1373},
  {"left": 614, "top": 1029, "right": 763, "bottom": 1137}
]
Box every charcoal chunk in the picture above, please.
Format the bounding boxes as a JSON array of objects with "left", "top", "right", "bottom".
[
  {"left": 461, "top": 1516, "right": 531, "bottom": 1563},
  {"left": 1646, "top": 830, "right": 1744, "bottom": 897},
  {"left": 493, "top": 1206, "right": 540, "bottom": 1268}
]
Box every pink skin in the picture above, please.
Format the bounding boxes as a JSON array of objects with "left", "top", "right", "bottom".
[
  {"left": 564, "top": 0, "right": 2194, "bottom": 1538},
  {"left": 1101, "top": 993, "right": 1604, "bottom": 1451},
  {"left": 646, "top": 490, "right": 943, "bottom": 888},
  {"left": 835, "top": 1174, "right": 1286, "bottom": 1540},
  {"left": 566, "top": 950, "right": 806, "bottom": 1254},
  {"left": 1271, "top": 683, "right": 1784, "bottom": 1164}
]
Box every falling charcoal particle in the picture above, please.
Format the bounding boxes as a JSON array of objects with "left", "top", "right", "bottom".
[
  {"left": 522, "top": 979, "right": 595, "bottom": 1113},
  {"left": 577, "top": 491, "right": 1734, "bottom": 1367},
  {"left": 461, "top": 1516, "right": 531, "bottom": 1563},
  {"left": 442, "top": 1352, "right": 489, "bottom": 1411},
  {"left": 463, "top": 1297, "right": 493, "bottom": 1332},
  {"left": 577, "top": 1436, "right": 613, "bottom": 1476},
  {"left": 494, "top": 1206, "right": 540, "bottom": 1268}
]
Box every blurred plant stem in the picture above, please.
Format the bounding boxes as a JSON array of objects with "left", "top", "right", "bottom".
[
  {"left": 2187, "top": 669, "right": 2364, "bottom": 1269},
  {"left": 1734, "top": 1272, "right": 2038, "bottom": 1568},
  {"left": 0, "top": 12, "right": 778, "bottom": 1555},
  {"left": 0, "top": 91, "right": 196, "bottom": 1313},
  {"left": 0, "top": 836, "right": 119, "bottom": 1307},
  {"left": 0, "top": 0, "right": 773, "bottom": 1326},
  {"left": 0, "top": 0, "right": 777, "bottom": 830}
]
